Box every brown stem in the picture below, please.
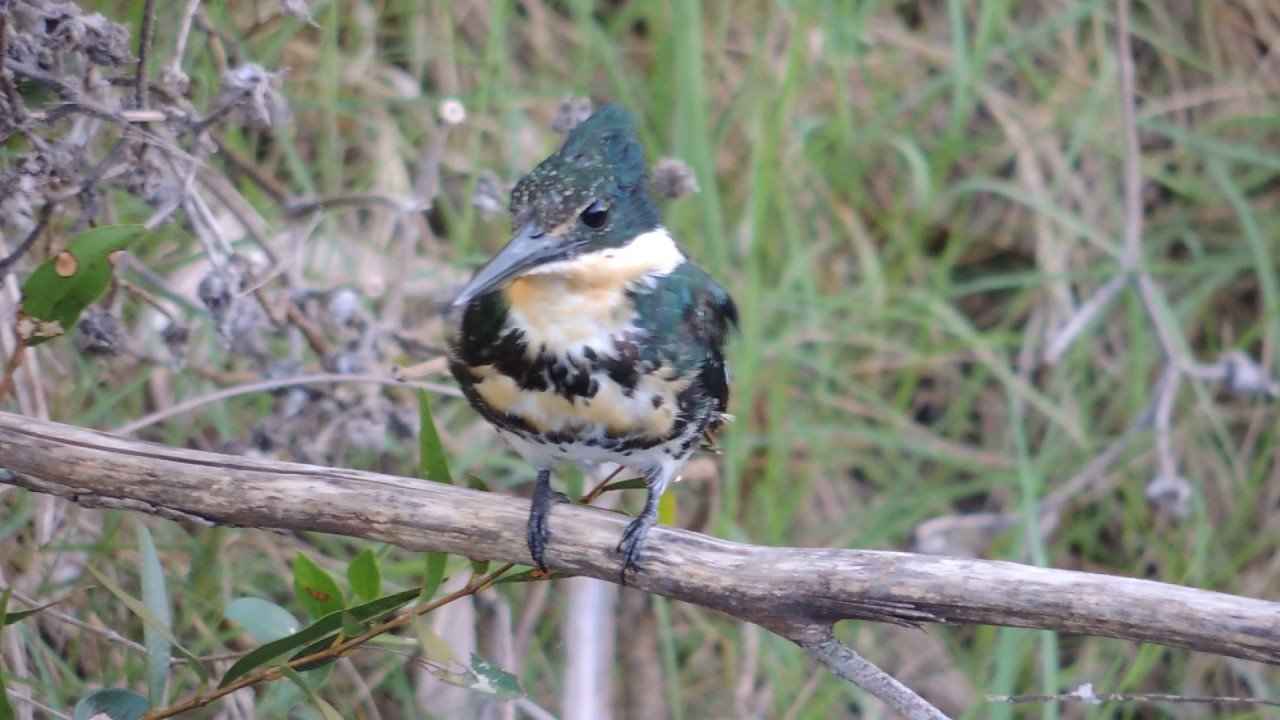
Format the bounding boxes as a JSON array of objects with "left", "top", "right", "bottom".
[{"left": 141, "top": 563, "right": 518, "bottom": 719}]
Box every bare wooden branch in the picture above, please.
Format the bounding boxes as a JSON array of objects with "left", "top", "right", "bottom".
[
  {"left": 804, "top": 637, "right": 948, "bottom": 720},
  {"left": 1, "top": 410, "right": 1278, "bottom": 671}
]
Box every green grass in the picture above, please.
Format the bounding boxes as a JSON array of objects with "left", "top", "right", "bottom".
[{"left": 3, "top": 0, "right": 1280, "bottom": 717}]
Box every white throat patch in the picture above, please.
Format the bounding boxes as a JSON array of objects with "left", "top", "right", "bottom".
[
  {"left": 501, "top": 227, "right": 684, "bottom": 359},
  {"left": 519, "top": 227, "right": 684, "bottom": 281}
]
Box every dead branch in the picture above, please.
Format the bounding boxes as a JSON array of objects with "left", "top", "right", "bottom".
[{"left": 1, "top": 410, "right": 1278, "bottom": 672}]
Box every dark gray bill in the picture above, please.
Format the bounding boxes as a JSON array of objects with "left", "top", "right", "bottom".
[{"left": 452, "top": 221, "right": 567, "bottom": 306}]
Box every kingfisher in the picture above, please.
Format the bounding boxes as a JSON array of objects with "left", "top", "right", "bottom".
[{"left": 448, "top": 103, "right": 737, "bottom": 577}]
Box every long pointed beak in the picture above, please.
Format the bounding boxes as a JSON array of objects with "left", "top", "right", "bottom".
[{"left": 452, "top": 221, "right": 563, "bottom": 306}]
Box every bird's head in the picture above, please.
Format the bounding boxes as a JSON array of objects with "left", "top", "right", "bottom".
[{"left": 453, "top": 102, "right": 662, "bottom": 306}]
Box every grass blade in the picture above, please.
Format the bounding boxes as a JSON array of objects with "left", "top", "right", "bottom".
[{"left": 83, "top": 566, "right": 208, "bottom": 682}]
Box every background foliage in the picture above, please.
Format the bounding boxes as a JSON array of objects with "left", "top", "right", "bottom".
[{"left": 1, "top": 0, "right": 1278, "bottom": 718}]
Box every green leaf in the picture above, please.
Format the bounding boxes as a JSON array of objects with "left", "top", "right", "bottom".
[
  {"left": 417, "top": 389, "right": 452, "bottom": 483},
  {"left": 285, "top": 611, "right": 371, "bottom": 673},
  {"left": 410, "top": 614, "right": 458, "bottom": 666},
  {"left": 261, "top": 667, "right": 332, "bottom": 715},
  {"left": 429, "top": 655, "right": 525, "bottom": 701},
  {"left": 347, "top": 588, "right": 418, "bottom": 621},
  {"left": 658, "top": 491, "right": 677, "bottom": 526},
  {"left": 1, "top": 586, "right": 93, "bottom": 626},
  {"left": 219, "top": 588, "right": 418, "bottom": 687},
  {"left": 420, "top": 552, "right": 448, "bottom": 602},
  {"left": 279, "top": 667, "right": 343, "bottom": 720},
  {"left": 71, "top": 688, "right": 150, "bottom": 720},
  {"left": 18, "top": 225, "right": 144, "bottom": 346},
  {"left": 137, "top": 524, "right": 172, "bottom": 708},
  {"left": 466, "top": 474, "right": 490, "bottom": 492},
  {"left": 285, "top": 611, "right": 375, "bottom": 673},
  {"left": 469, "top": 557, "right": 490, "bottom": 578},
  {"left": 340, "top": 610, "right": 366, "bottom": 638},
  {"left": 83, "top": 566, "right": 208, "bottom": 682},
  {"left": 346, "top": 547, "right": 381, "bottom": 602},
  {"left": 0, "top": 589, "right": 11, "bottom": 720},
  {"left": 287, "top": 634, "right": 343, "bottom": 672},
  {"left": 564, "top": 465, "right": 584, "bottom": 500},
  {"left": 224, "top": 597, "right": 300, "bottom": 643},
  {"left": 292, "top": 552, "right": 344, "bottom": 619},
  {"left": 494, "top": 568, "right": 568, "bottom": 584},
  {"left": 0, "top": 667, "right": 10, "bottom": 720},
  {"left": 220, "top": 623, "right": 339, "bottom": 688}
]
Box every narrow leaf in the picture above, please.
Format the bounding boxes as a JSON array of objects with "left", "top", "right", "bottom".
[
  {"left": 220, "top": 625, "right": 340, "bottom": 688},
  {"left": 411, "top": 614, "right": 459, "bottom": 666},
  {"left": 0, "top": 589, "right": 11, "bottom": 720},
  {"left": 71, "top": 688, "right": 150, "bottom": 720},
  {"left": 346, "top": 587, "right": 420, "bottom": 622},
  {"left": 219, "top": 588, "right": 418, "bottom": 687},
  {"left": 420, "top": 552, "right": 447, "bottom": 602},
  {"left": 288, "top": 634, "right": 344, "bottom": 672},
  {"left": 137, "top": 524, "right": 171, "bottom": 707},
  {"left": 279, "top": 667, "right": 343, "bottom": 720},
  {"left": 340, "top": 610, "right": 366, "bottom": 638},
  {"left": 417, "top": 389, "right": 452, "bottom": 483},
  {"left": 346, "top": 547, "right": 381, "bottom": 602},
  {"left": 83, "top": 566, "right": 208, "bottom": 682},
  {"left": 224, "top": 597, "right": 300, "bottom": 643},
  {"left": 18, "top": 225, "right": 144, "bottom": 346},
  {"left": 494, "top": 568, "right": 568, "bottom": 584},
  {"left": 262, "top": 667, "right": 332, "bottom": 715},
  {"left": 292, "top": 552, "right": 344, "bottom": 619},
  {"left": 0, "top": 663, "right": 10, "bottom": 720},
  {"left": 2, "top": 586, "right": 93, "bottom": 626}
]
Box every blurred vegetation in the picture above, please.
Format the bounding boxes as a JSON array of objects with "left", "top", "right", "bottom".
[{"left": 2, "top": 0, "right": 1279, "bottom": 718}]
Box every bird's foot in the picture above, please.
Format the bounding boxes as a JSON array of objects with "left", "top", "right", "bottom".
[
  {"left": 527, "top": 479, "right": 570, "bottom": 571},
  {"left": 616, "top": 512, "right": 656, "bottom": 583}
]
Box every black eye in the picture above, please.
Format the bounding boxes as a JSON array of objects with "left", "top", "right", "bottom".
[{"left": 580, "top": 201, "right": 609, "bottom": 229}]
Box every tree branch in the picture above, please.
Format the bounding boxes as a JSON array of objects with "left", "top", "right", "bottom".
[{"left": 1, "top": 410, "right": 1278, "bottom": 673}]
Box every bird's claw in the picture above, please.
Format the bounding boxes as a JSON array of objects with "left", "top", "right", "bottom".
[
  {"left": 527, "top": 485, "right": 569, "bottom": 571},
  {"left": 616, "top": 513, "right": 655, "bottom": 584}
]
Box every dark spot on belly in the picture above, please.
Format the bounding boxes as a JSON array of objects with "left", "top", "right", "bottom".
[
  {"left": 651, "top": 395, "right": 664, "bottom": 408},
  {"left": 566, "top": 368, "right": 592, "bottom": 397}
]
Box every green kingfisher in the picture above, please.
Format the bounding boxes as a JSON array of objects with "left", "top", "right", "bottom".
[{"left": 449, "top": 103, "right": 737, "bottom": 577}]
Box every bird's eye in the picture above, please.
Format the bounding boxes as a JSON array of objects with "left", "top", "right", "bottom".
[{"left": 580, "top": 200, "right": 609, "bottom": 229}]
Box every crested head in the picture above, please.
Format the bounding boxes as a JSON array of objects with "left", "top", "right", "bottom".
[
  {"left": 453, "top": 102, "right": 671, "bottom": 306},
  {"left": 509, "top": 101, "right": 660, "bottom": 243}
]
